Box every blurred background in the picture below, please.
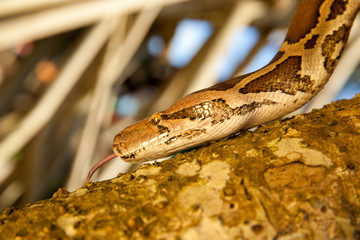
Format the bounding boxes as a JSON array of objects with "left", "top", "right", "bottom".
[{"left": 0, "top": 0, "right": 359, "bottom": 211}]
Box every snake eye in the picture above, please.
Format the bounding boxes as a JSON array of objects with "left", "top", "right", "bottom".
[{"left": 149, "top": 113, "right": 162, "bottom": 125}]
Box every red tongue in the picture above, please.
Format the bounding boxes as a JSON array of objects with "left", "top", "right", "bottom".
[{"left": 85, "top": 153, "right": 118, "bottom": 184}]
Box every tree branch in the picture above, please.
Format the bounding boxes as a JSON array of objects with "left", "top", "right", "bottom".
[{"left": 1, "top": 94, "right": 360, "bottom": 239}]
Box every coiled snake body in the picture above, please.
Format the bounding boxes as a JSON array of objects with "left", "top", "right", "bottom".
[{"left": 86, "top": 0, "right": 360, "bottom": 182}]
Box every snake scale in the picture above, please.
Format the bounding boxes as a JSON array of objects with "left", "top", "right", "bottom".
[{"left": 86, "top": 0, "right": 360, "bottom": 183}]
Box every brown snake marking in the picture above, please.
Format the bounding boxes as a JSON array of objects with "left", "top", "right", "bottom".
[
  {"left": 322, "top": 24, "right": 351, "bottom": 73},
  {"left": 238, "top": 56, "right": 314, "bottom": 95},
  {"left": 305, "top": 34, "right": 320, "bottom": 49},
  {"left": 160, "top": 100, "right": 215, "bottom": 121},
  {"left": 85, "top": 0, "right": 360, "bottom": 183},
  {"left": 156, "top": 124, "right": 170, "bottom": 135},
  {"left": 165, "top": 129, "right": 207, "bottom": 145},
  {"left": 285, "top": 0, "right": 323, "bottom": 44},
  {"left": 327, "top": 0, "right": 349, "bottom": 20},
  {"left": 155, "top": 98, "right": 277, "bottom": 125}
]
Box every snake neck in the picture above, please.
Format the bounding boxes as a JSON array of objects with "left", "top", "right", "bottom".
[{"left": 204, "top": 0, "right": 360, "bottom": 110}]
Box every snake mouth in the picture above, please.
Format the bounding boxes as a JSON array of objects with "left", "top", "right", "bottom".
[
  {"left": 120, "top": 153, "right": 137, "bottom": 160},
  {"left": 112, "top": 143, "right": 139, "bottom": 161}
]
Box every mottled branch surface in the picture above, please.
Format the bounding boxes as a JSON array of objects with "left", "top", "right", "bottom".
[{"left": 1, "top": 95, "right": 360, "bottom": 239}]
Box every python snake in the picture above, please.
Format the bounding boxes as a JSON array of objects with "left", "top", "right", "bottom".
[{"left": 86, "top": 0, "right": 360, "bottom": 183}]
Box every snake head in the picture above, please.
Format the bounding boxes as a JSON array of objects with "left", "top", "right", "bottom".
[
  {"left": 112, "top": 102, "right": 218, "bottom": 162},
  {"left": 112, "top": 112, "right": 182, "bottom": 162},
  {"left": 112, "top": 95, "right": 245, "bottom": 163}
]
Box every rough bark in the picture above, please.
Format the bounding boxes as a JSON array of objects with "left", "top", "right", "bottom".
[{"left": 1, "top": 95, "right": 360, "bottom": 240}]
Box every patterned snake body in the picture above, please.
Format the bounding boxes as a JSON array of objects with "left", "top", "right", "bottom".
[{"left": 86, "top": 0, "right": 360, "bottom": 181}]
